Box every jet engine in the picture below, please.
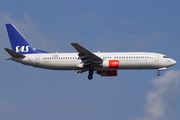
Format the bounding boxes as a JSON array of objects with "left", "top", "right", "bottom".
[
  {"left": 97, "top": 70, "right": 117, "bottom": 76},
  {"left": 102, "top": 60, "right": 120, "bottom": 68}
]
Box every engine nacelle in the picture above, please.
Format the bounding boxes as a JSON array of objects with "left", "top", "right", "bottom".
[
  {"left": 97, "top": 70, "right": 117, "bottom": 76},
  {"left": 103, "top": 60, "right": 120, "bottom": 68}
]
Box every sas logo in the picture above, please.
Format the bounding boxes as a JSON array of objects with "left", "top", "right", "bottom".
[{"left": 16, "top": 46, "right": 30, "bottom": 52}]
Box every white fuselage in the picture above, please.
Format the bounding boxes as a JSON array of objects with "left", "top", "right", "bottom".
[
  {"left": 12, "top": 52, "right": 176, "bottom": 71},
  {"left": 5, "top": 24, "right": 177, "bottom": 79}
]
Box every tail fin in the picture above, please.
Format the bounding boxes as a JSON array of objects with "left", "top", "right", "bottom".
[{"left": 5, "top": 24, "right": 48, "bottom": 54}]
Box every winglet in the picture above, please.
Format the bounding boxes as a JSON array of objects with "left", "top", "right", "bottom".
[{"left": 4, "top": 48, "right": 25, "bottom": 58}]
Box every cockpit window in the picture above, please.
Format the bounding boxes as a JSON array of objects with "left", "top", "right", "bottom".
[{"left": 163, "top": 55, "right": 168, "bottom": 58}]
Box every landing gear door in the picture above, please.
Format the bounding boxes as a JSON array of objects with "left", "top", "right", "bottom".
[{"left": 154, "top": 54, "right": 159, "bottom": 62}]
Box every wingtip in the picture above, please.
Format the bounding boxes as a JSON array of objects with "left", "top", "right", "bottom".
[{"left": 69, "top": 42, "right": 77, "bottom": 45}]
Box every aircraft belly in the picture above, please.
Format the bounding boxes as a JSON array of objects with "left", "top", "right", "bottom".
[{"left": 151, "top": 62, "right": 166, "bottom": 69}]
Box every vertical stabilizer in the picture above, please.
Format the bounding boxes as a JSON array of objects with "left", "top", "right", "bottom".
[{"left": 5, "top": 24, "right": 48, "bottom": 54}]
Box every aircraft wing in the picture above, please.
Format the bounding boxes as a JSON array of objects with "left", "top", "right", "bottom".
[{"left": 70, "top": 43, "right": 102, "bottom": 66}]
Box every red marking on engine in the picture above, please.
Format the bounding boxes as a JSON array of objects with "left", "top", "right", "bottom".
[{"left": 109, "top": 60, "right": 119, "bottom": 68}]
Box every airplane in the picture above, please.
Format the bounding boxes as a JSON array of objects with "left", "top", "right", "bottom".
[{"left": 4, "top": 24, "right": 176, "bottom": 80}]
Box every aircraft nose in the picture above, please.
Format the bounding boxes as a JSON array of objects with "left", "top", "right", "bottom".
[
  {"left": 173, "top": 60, "right": 177, "bottom": 65},
  {"left": 171, "top": 59, "right": 177, "bottom": 65}
]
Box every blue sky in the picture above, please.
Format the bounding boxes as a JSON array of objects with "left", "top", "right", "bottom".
[{"left": 0, "top": 0, "right": 180, "bottom": 120}]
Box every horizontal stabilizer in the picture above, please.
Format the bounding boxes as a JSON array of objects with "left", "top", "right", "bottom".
[
  {"left": 6, "top": 58, "right": 12, "bottom": 60},
  {"left": 4, "top": 48, "right": 25, "bottom": 58}
]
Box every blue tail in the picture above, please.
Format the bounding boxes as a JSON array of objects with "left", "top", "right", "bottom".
[{"left": 6, "top": 24, "right": 48, "bottom": 54}]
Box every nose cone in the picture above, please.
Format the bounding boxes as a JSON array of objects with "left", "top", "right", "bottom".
[
  {"left": 166, "top": 59, "right": 176, "bottom": 67},
  {"left": 172, "top": 59, "right": 177, "bottom": 65}
]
